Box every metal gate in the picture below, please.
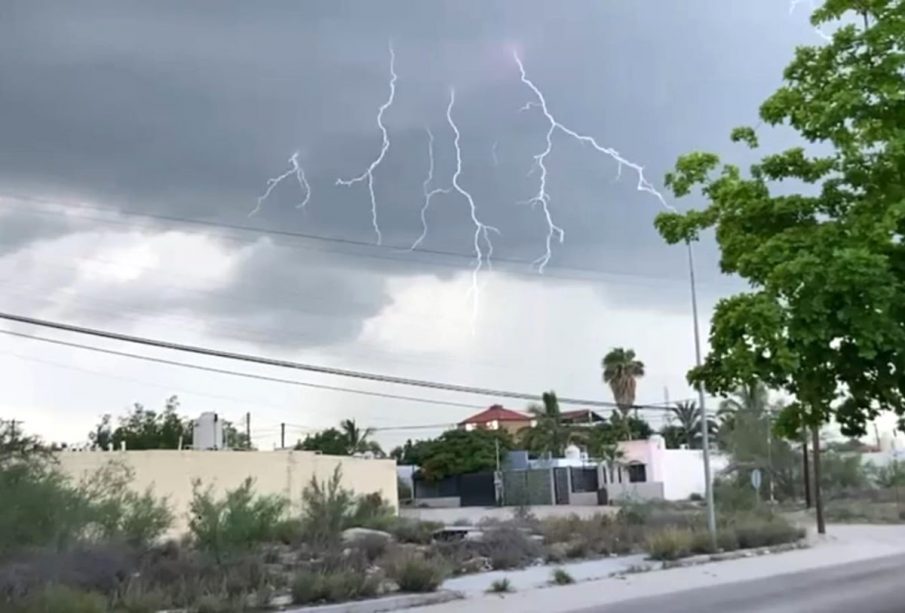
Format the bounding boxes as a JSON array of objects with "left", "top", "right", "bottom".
[
  {"left": 553, "top": 467, "right": 570, "bottom": 505},
  {"left": 459, "top": 471, "right": 496, "bottom": 507}
]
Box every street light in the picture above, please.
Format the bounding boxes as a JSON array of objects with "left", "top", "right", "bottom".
[{"left": 686, "top": 240, "right": 717, "bottom": 544}]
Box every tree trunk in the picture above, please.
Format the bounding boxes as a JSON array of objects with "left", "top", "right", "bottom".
[
  {"left": 812, "top": 426, "right": 825, "bottom": 535},
  {"left": 802, "top": 431, "right": 812, "bottom": 508}
]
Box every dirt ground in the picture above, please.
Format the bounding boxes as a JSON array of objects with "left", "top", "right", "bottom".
[{"left": 399, "top": 504, "right": 617, "bottom": 524}]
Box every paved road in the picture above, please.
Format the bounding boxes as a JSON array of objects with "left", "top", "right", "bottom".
[{"left": 575, "top": 553, "right": 905, "bottom": 613}]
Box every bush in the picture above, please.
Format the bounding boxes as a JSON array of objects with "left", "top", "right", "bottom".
[
  {"left": 189, "top": 477, "right": 287, "bottom": 560},
  {"left": 645, "top": 527, "right": 694, "bottom": 561},
  {"left": 478, "top": 526, "right": 544, "bottom": 570},
  {"left": 713, "top": 479, "right": 757, "bottom": 512},
  {"left": 731, "top": 515, "right": 804, "bottom": 549},
  {"left": 79, "top": 461, "right": 173, "bottom": 547},
  {"left": 551, "top": 568, "right": 574, "bottom": 585},
  {"left": 291, "top": 568, "right": 379, "bottom": 604},
  {"left": 717, "top": 528, "right": 739, "bottom": 552},
  {"left": 487, "top": 578, "right": 513, "bottom": 594},
  {"left": 384, "top": 552, "right": 447, "bottom": 593},
  {"left": 689, "top": 531, "right": 715, "bottom": 555},
  {"left": 8, "top": 584, "right": 107, "bottom": 613},
  {"left": 300, "top": 467, "right": 355, "bottom": 545},
  {"left": 386, "top": 518, "right": 441, "bottom": 544},
  {"left": 349, "top": 493, "right": 394, "bottom": 530}
]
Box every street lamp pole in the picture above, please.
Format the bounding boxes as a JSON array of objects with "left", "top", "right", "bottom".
[{"left": 686, "top": 240, "right": 717, "bottom": 544}]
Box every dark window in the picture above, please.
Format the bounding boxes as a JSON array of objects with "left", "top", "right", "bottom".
[
  {"left": 627, "top": 463, "right": 647, "bottom": 483},
  {"left": 570, "top": 467, "right": 599, "bottom": 493}
]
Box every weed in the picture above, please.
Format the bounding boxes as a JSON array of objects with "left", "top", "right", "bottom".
[
  {"left": 645, "top": 527, "right": 694, "bottom": 561},
  {"left": 551, "top": 568, "right": 575, "bottom": 585},
  {"left": 478, "top": 526, "right": 543, "bottom": 570},
  {"left": 487, "top": 578, "right": 513, "bottom": 594},
  {"left": 384, "top": 551, "right": 447, "bottom": 592}
]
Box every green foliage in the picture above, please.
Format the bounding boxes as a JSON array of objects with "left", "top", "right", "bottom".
[
  {"left": 665, "top": 401, "right": 717, "bottom": 450},
  {"left": 477, "top": 526, "right": 544, "bottom": 570},
  {"left": 8, "top": 584, "right": 108, "bottom": 613},
  {"left": 656, "top": 3, "right": 905, "bottom": 438},
  {"left": 728, "top": 513, "right": 805, "bottom": 549},
  {"left": 870, "top": 462, "right": 905, "bottom": 488},
  {"left": 601, "top": 348, "right": 645, "bottom": 426},
  {"left": 645, "top": 527, "right": 694, "bottom": 561},
  {"left": 551, "top": 568, "right": 575, "bottom": 585},
  {"left": 290, "top": 568, "right": 379, "bottom": 605},
  {"left": 78, "top": 462, "right": 173, "bottom": 547},
  {"left": 90, "top": 396, "right": 191, "bottom": 450},
  {"left": 300, "top": 467, "right": 355, "bottom": 545},
  {"left": 295, "top": 420, "right": 383, "bottom": 457},
  {"left": 188, "top": 477, "right": 287, "bottom": 560},
  {"left": 385, "top": 552, "right": 447, "bottom": 593},
  {"left": 385, "top": 518, "right": 442, "bottom": 545},
  {"left": 520, "top": 391, "right": 572, "bottom": 457},
  {"left": 295, "top": 428, "right": 350, "bottom": 455},
  {"left": 819, "top": 451, "right": 870, "bottom": 496},
  {"left": 487, "top": 578, "right": 513, "bottom": 594},
  {"left": 408, "top": 429, "right": 514, "bottom": 481}
]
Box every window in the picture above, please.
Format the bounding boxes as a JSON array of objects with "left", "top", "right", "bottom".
[{"left": 627, "top": 463, "right": 647, "bottom": 483}]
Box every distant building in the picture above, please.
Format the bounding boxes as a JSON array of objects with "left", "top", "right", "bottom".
[
  {"left": 458, "top": 405, "right": 533, "bottom": 437},
  {"left": 559, "top": 409, "right": 607, "bottom": 426}
]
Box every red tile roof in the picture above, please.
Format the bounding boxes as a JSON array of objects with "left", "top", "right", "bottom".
[{"left": 459, "top": 405, "right": 531, "bottom": 425}]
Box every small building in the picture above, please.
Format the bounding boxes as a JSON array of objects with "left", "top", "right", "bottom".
[
  {"left": 458, "top": 405, "right": 533, "bottom": 437},
  {"left": 560, "top": 409, "right": 607, "bottom": 426}
]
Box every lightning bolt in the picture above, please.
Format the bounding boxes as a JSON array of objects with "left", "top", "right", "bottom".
[
  {"left": 411, "top": 127, "right": 450, "bottom": 250},
  {"left": 789, "top": 0, "right": 832, "bottom": 42},
  {"left": 446, "top": 87, "right": 500, "bottom": 323},
  {"left": 336, "top": 41, "right": 398, "bottom": 245},
  {"left": 250, "top": 151, "right": 311, "bottom": 217},
  {"left": 514, "top": 52, "right": 676, "bottom": 235}
]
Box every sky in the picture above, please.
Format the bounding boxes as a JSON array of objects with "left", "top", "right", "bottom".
[{"left": 2, "top": 0, "right": 877, "bottom": 451}]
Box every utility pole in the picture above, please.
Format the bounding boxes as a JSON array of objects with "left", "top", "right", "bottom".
[
  {"left": 280, "top": 423, "right": 286, "bottom": 449},
  {"left": 766, "top": 406, "right": 775, "bottom": 504},
  {"left": 245, "top": 412, "right": 251, "bottom": 450},
  {"left": 686, "top": 241, "right": 717, "bottom": 546}
]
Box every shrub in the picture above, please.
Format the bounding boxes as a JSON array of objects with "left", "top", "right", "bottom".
[
  {"left": 349, "top": 492, "right": 394, "bottom": 530},
  {"left": 713, "top": 479, "right": 757, "bottom": 512},
  {"left": 385, "top": 552, "right": 447, "bottom": 593},
  {"left": 8, "top": 584, "right": 107, "bottom": 613},
  {"left": 551, "top": 568, "right": 575, "bottom": 585},
  {"left": 717, "top": 528, "right": 739, "bottom": 552},
  {"left": 487, "top": 578, "right": 513, "bottom": 594},
  {"left": 189, "top": 477, "right": 287, "bottom": 560},
  {"left": 301, "top": 467, "right": 355, "bottom": 545},
  {"left": 354, "top": 533, "right": 389, "bottom": 562},
  {"left": 688, "top": 492, "right": 704, "bottom": 502},
  {"left": 79, "top": 461, "right": 173, "bottom": 547},
  {"left": 689, "top": 531, "right": 715, "bottom": 555},
  {"left": 645, "top": 527, "right": 694, "bottom": 561},
  {"left": 478, "top": 526, "right": 544, "bottom": 570},
  {"left": 386, "top": 518, "right": 442, "bottom": 544},
  {"left": 731, "top": 515, "right": 804, "bottom": 549},
  {"left": 322, "top": 569, "right": 379, "bottom": 602}
]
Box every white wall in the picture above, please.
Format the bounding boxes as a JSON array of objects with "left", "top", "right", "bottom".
[{"left": 660, "top": 449, "right": 728, "bottom": 500}]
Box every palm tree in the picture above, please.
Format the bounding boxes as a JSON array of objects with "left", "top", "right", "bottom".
[
  {"left": 668, "top": 401, "right": 717, "bottom": 449},
  {"left": 602, "top": 348, "right": 644, "bottom": 438},
  {"left": 718, "top": 382, "right": 769, "bottom": 427},
  {"left": 340, "top": 419, "right": 376, "bottom": 455},
  {"left": 522, "top": 391, "right": 571, "bottom": 457},
  {"left": 599, "top": 443, "right": 626, "bottom": 484}
]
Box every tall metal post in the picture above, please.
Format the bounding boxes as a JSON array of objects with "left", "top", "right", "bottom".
[{"left": 686, "top": 241, "right": 717, "bottom": 544}]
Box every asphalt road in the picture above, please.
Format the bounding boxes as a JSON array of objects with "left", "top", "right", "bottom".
[{"left": 574, "top": 553, "right": 905, "bottom": 613}]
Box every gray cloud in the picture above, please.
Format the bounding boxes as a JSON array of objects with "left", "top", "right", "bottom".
[{"left": 0, "top": 0, "right": 819, "bottom": 344}]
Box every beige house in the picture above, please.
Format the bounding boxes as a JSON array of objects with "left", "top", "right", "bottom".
[{"left": 57, "top": 449, "right": 398, "bottom": 533}]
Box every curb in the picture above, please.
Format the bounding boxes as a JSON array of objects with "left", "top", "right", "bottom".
[
  {"left": 657, "top": 540, "right": 809, "bottom": 571},
  {"left": 277, "top": 590, "right": 464, "bottom": 613}
]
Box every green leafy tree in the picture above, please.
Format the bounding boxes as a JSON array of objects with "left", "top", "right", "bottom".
[
  {"left": 411, "top": 429, "right": 514, "bottom": 481},
  {"left": 296, "top": 428, "right": 350, "bottom": 455},
  {"left": 340, "top": 418, "right": 383, "bottom": 456},
  {"left": 90, "top": 396, "right": 191, "bottom": 450},
  {"left": 601, "top": 348, "right": 645, "bottom": 422},
  {"left": 520, "top": 391, "right": 572, "bottom": 457},
  {"left": 654, "top": 2, "right": 905, "bottom": 532}
]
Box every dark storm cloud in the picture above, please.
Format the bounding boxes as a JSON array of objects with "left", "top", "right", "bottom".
[{"left": 0, "top": 0, "right": 818, "bottom": 342}]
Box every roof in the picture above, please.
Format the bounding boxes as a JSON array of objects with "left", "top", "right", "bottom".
[
  {"left": 560, "top": 409, "right": 605, "bottom": 423},
  {"left": 459, "top": 405, "right": 532, "bottom": 425}
]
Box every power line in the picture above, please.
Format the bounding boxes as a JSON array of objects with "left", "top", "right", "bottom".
[
  {"left": 0, "top": 330, "right": 487, "bottom": 410},
  {"left": 0, "top": 311, "right": 678, "bottom": 411}
]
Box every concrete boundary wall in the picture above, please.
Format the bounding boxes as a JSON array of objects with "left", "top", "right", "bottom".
[{"left": 57, "top": 450, "right": 398, "bottom": 532}]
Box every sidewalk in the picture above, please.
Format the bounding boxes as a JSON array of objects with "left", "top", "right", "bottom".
[{"left": 410, "top": 525, "right": 905, "bottom": 613}]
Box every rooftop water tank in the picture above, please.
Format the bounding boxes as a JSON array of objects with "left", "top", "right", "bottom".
[{"left": 193, "top": 412, "right": 224, "bottom": 450}]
